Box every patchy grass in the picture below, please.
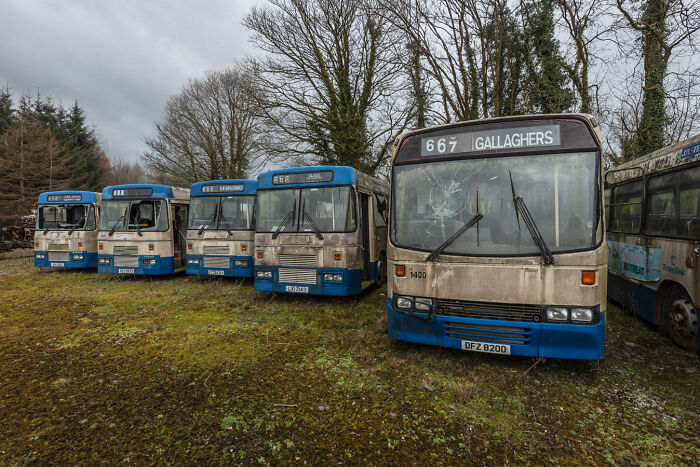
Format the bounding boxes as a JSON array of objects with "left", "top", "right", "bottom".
[{"left": 0, "top": 258, "right": 698, "bottom": 465}]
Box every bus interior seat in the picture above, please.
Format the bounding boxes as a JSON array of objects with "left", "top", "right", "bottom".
[{"left": 138, "top": 203, "right": 155, "bottom": 227}]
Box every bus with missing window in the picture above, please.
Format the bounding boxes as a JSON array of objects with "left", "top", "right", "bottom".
[
  {"left": 254, "top": 166, "right": 389, "bottom": 296},
  {"left": 34, "top": 191, "right": 101, "bottom": 269},
  {"left": 97, "top": 184, "right": 189, "bottom": 275},
  {"left": 387, "top": 115, "right": 606, "bottom": 360},
  {"left": 605, "top": 134, "right": 700, "bottom": 353},
  {"left": 185, "top": 180, "right": 256, "bottom": 277}
]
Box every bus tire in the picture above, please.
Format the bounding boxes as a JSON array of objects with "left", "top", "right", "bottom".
[{"left": 662, "top": 285, "right": 699, "bottom": 353}]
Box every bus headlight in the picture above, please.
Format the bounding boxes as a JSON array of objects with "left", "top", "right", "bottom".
[
  {"left": 234, "top": 260, "right": 248, "bottom": 267},
  {"left": 395, "top": 296, "right": 412, "bottom": 310},
  {"left": 98, "top": 258, "right": 109, "bottom": 264},
  {"left": 256, "top": 271, "right": 272, "bottom": 279},
  {"left": 323, "top": 273, "right": 343, "bottom": 282},
  {"left": 143, "top": 259, "right": 156, "bottom": 265},
  {"left": 571, "top": 308, "right": 594, "bottom": 323},
  {"left": 35, "top": 254, "right": 45, "bottom": 259},
  {"left": 187, "top": 258, "right": 199, "bottom": 265},
  {"left": 72, "top": 254, "right": 84, "bottom": 260},
  {"left": 414, "top": 298, "right": 432, "bottom": 311},
  {"left": 546, "top": 307, "right": 569, "bottom": 321}
]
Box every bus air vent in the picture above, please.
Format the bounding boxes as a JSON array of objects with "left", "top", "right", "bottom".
[
  {"left": 278, "top": 267, "right": 317, "bottom": 285},
  {"left": 279, "top": 254, "right": 318, "bottom": 267},
  {"left": 48, "top": 243, "right": 69, "bottom": 251},
  {"left": 203, "top": 245, "right": 229, "bottom": 255},
  {"left": 114, "top": 256, "right": 140, "bottom": 267},
  {"left": 48, "top": 252, "right": 70, "bottom": 262},
  {"left": 437, "top": 299, "right": 540, "bottom": 322},
  {"left": 444, "top": 322, "right": 532, "bottom": 345},
  {"left": 114, "top": 246, "right": 139, "bottom": 256},
  {"left": 203, "top": 256, "right": 230, "bottom": 268}
]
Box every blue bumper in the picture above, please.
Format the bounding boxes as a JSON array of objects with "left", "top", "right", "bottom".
[
  {"left": 254, "top": 266, "right": 365, "bottom": 296},
  {"left": 34, "top": 251, "right": 97, "bottom": 269},
  {"left": 185, "top": 255, "right": 254, "bottom": 278},
  {"left": 97, "top": 255, "right": 177, "bottom": 275},
  {"left": 387, "top": 298, "right": 606, "bottom": 360}
]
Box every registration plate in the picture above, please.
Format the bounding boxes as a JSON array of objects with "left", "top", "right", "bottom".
[
  {"left": 50, "top": 263, "right": 64, "bottom": 267},
  {"left": 285, "top": 285, "right": 309, "bottom": 293},
  {"left": 118, "top": 268, "right": 135, "bottom": 274},
  {"left": 208, "top": 270, "right": 224, "bottom": 276},
  {"left": 461, "top": 340, "right": 511, "bottom": 355}
]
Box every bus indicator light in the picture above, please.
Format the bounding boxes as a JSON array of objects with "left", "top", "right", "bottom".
[
  {"left": 334, "top": 252, "right": 341, "bottom": 261},
  {"left": 98, "top": 243, "right": 103, "bottom": 250},
  {"left": 686, "top": 257, "right": 694, "bottom": 268},
  {"left": 187, "top": 243, "right": 192, "bottom": 250},
  {"left": 395, "top": 265, "right": 406, "bottom": 277},
  {"left": 77, "top": 242, "right": 82, "bottom": 248},
  {"left": 35, "top": 242, "right": 39, "bottom": 247},
  {"left": 241, "top": 245, "right": 247, "bottom": 251},
  {"left": 581, "top": 271, "right": 596, "bottom": 285},
  {"left": 257, "top": 251, "right": 264, "bottom": 258},
  {"left": 149, "top": 244, "right": 154, "bottom": 251}
]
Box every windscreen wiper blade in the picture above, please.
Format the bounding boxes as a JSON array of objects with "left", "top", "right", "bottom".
[
  {"left": 109, "top": 211, "right": 128, "bottom": 236},
  {"left": 509, "top": 171, "right": 554, "bottom": 265},
  {"left": 198, "top": 211, "right": 218, "bottom": 235},
  {"left": 303, "top": 210, "right": 324, "bottom": 240},
  {"left": 427, "top": 212, "right": 483, "bottom": 262},
  {"left": 272, "top": 200, "right": 296, "bottom": 240}
]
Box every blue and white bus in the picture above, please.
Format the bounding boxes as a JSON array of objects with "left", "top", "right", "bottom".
[
  {"left": 254, "top": 166, "right": 389, "bottom": 296},
  {"left": 97, "top": 184, "right": 189, "bottom": 275},
  {"left": 186, "top": 180, "right": 256, "bottom": 277},
  {"left": 387, "top": 115, "right": 607, "bottom": 360},
  {"left": 34, "top": 191, "right": 101, "bottom": 269}
]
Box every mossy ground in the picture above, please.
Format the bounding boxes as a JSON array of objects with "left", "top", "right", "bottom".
[{"left": 0, "top": 256, "right": 698, "bottom": 465}]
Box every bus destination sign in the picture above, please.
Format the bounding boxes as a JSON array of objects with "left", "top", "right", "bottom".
[
  {"left": 112, "top": 188, "right": 153, "bottom": 197},
  {"left": 201, "top": 183, "right": 244, "bottom": 194},
  {"left": 421, "top": 125, "right": 561, "bottom": 157},
  {"left": 47, "top": 194, "right": 82, "bottom": 202},
  {"left": 272, "top": 171, "right": 334, "bottom": 185}
]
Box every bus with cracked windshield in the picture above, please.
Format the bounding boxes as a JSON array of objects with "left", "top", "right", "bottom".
[
  {"left": 97, "top": 184, "right": 189, "bottom": 275},
  {"left": 254, "top": 166, "right": 389, "bottom": 296},
  {"left": 605, "top": 133, "right": 700, "bottom": 353},
  {"left": 185, "top": 179, "right": 257, "bottom": 277},
  {"left": 34, "top": 191, "right": 101, "bottom": 269},
  {"left": 387, "top": 115, "right": 606, "bottom": 360}
]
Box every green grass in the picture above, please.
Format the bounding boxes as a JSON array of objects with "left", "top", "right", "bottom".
[{"left": 0, "top": 258, "right": 698, "bottom": 465}]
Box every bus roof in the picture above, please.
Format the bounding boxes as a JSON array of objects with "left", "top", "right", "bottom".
[
  {"left": 102, "top": 184, "right": 190, "bottom": 200},
  {"left": 190, "top": 179, "right": 257, "bottom": 196},
  {"left": 257, "top": 165, "right": 388, "bottom": 194},
  {"left": 391, "top": 113, "right": 601, "bottom": 165},
  {"left": 38, "top": 191, "right": 100, "bottom": 204},
  {"left": 607, "top": 133, "right": 700, "bottom": 185}
]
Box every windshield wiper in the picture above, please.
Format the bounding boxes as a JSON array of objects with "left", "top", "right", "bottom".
[
  {"left": 198, "top": 210, "right": 218, "bottom": 235},
  {"left": 221, "top": 222, "right": 234, "bottom": 236},
  {"left": 300, "top": 199, "right": 323, "bottom": 240},
  {"left": 427, "top": 212, "right": 483, "bottom": 261},
  {"left": 509, "top": 171, "right": 554, "bottom": 265},
  {"left": 272, "top": 199, "right": 296, "bottom": 240},
  {"left": 109, "top": 209, "right": 128, "bottom": 236}
]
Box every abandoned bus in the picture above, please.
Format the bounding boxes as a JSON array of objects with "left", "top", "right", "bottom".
[
  {"left": 34, "top": 191, "right": 101, "bottom": 268},
  {"left": 254, "top": 166, "right": 389, "bottom": 296},
  {"left": 185, "top": 180, "right": 256, "bottom": 277},
  {"left": 97, "top": 184, "right": 189, "bottom": 275},
  {"left": 606, "top": 134, "right": 700, "bottom": 353},
  {"left": 387, "top": 115, "right": 606, "bottom": 360}
]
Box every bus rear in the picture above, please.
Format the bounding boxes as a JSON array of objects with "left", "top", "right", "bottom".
[
  {"left": 387, "top": 115, "right": 606, "bottom": 360},
  {"left": 186, "top": 180, "right": 256, "bottom": 277},
  {"left": 97, "top": 185, "right": 189, "bottom": 275},
  {"left": 34, "top": 191, "right": 100, "bottom": 269}
]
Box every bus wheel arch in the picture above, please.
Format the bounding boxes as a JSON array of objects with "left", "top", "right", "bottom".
[
  {"left": 654, "top": 280, "right": 679, "bottom": 328},
  {"left": 659, "top": 283, "right": 698, "bottom": 352}
]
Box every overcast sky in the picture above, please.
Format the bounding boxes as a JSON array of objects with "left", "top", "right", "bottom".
[{"left": 0, "top": 0, "right": 258, "bottom": 163}]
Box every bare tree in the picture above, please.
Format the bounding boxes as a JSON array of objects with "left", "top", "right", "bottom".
[
  {"left": 244, "top": 0, "right": 411, "bottom": 175},
  {"left": 143, "top": 67, "right": 273, "bottom": 186},
  {"left": 102, "top": 158, "right": 150, "bottom": 186}
]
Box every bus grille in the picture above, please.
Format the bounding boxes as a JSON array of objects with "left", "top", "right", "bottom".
[
  {"left": 114, "top": 245, "right": 139, "bottom": 256},
  {"left": 114, "top": 256, "right": 139, "bottom": 267},
  {"left": 203, "top": 256, "right": 230, "bottom": 268},
  {"left": 48, "top": 243, "right": 69, "bottom": 250},
  {"left": 437, "top": 299, "right": 541, "bottom": 322},
  {"left": 444, "top": 322, "right": 532, "bottom": 345},
  {"left": 203, "top": 245, "right": 229, "bottom": 255},
  {"left": 278, "top": 267, "right": 317, "bottom": 285},
  {"left": 48, "top": 252, "right": 70, "bottom": 261},
  {"left": 279, "top": 254, "right": 318, "bottom": 267}
]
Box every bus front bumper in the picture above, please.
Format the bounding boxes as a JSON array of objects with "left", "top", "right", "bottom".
[
  {"left": 185, "top": 255, "right": 254, "bottom": 277},
  {"left": 387, "top": 299, "right": 606, "bottom": 360},
  {"left": 254, "top": 266, "right": 364, "bottom": 296},
  {"left": 97, "top": 255, "right": 176, "bottom": 275},
  {"left": 34, "top": 251, "right": 97, "bottom": 268}
]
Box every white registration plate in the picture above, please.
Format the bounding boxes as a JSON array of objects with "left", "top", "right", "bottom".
[
  {"left": 50, "top": 263, "right": 64, "bottom": 267},
  {"left": 208, "top": 270, "right": 224, "bottom": 276},
  {"left": 118, "top": 268, "right": 135, "bottom": 274},
  {"left": 285, "top": 285, "right": 309, "bottom": 293},
  {"left": 461, "top": 340, "right": 511, "bottom": 355}
]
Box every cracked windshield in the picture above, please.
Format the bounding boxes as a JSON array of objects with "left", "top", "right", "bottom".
[{"left": 392, "top": 152, "right": 601, "bottom": 256}]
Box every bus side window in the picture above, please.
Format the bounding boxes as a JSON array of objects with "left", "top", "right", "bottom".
[
  {"left": 611, "top": 180, "right": 643, "bottom": 233},
  {"left": 646, "top": 172, "right": 677, "bottom": 236},
  {"left": 604, "top": 188, "right": 610, "bottom": 228},
  {"left": 678, "top": 165, "right": 700, "bottom": 238},
  {"left": 374, "top": 194, "right": 388, "bottom": 227}
]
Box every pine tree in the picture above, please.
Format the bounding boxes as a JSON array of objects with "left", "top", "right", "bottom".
[{"left": 0, "top": 86, "right": 12, "bottom": 134}]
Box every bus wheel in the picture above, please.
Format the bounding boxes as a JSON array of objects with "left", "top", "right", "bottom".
[{"left": 663, "top": 286, "right": 698, "bottom": 352}]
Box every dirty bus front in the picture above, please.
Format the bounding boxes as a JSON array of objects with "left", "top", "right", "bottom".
[
  {"left": 34, "top": 191, "right": 101, "bottom": 269},
  {"left": 387, "top": 115, "right": 607, "bottom": 360},
  {"left": 254, "top": 166, "right": 389, "bottom": 296},
  {"left": 97, "top": 185, "right": 189, "bottom": 275},
  {"left": 185, "top": 179, "right": 256, "bottom": 277}
]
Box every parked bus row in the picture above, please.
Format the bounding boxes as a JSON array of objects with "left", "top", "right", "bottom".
[
  {"left": 33, "top": 114, "right": 700, "bottom": 359},
  {"left": 34, "top": 166, "right": 389, "bottom": 297}
]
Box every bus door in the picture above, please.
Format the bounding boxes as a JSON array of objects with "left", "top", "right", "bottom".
[
  {"left": 359, "top": 192, "right": 371, "bottom": 279},
  {"left": 173, "top": 204, "right": 187, "bottom": 267}
]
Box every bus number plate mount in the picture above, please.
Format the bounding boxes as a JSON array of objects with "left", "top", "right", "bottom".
[
  {"left": 461, "top": 340, "right": 510, "bottom": 355},
  {"left": 118, "top": 268, "right": 135, "bottom": 274},
  {"left": 285, "top": 285, "right": 309, "bottom": 293},
  {"left": 208, "top": 270, "right": 225, "bottom": 275},
  {"left": 50, "top": 263, "right": 64, "bottom": 267}
]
